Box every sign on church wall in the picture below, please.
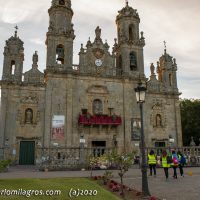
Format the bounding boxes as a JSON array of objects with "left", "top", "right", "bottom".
[
  {"left": 131, "top": 118, "right": 141, "bottom": 141},
  {"left": 52, "top": 115, "right": 65, "bottom": 140}
]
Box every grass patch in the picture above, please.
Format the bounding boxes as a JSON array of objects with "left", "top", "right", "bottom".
[{"left": 0, "top": 178, "right": 121, "bottom": 200}]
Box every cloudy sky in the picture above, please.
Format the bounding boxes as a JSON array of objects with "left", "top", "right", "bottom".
[{"left": 0, "top": 0, "right": 199, "bottom": 99}]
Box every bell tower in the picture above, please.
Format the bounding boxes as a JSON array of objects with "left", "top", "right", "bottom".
[
  {"left": 46, "top": 0, "right": 75, "bottom": 71},
  {"left": 115, "top": 2, "right": 145, "bottom": 76},
  {"left": 157, "top": 42, "right": 178, "bottom": 93},
  {"left": 2, "top": 26, "right": 24, "bottom": 82}
]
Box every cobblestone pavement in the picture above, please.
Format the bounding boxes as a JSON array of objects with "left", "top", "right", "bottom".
[
  {"left": 115, "top": 167, "right": 200, "bottom": 200},
  {"left": 0, "top": 166, "right": 199, "bottom": 200}
]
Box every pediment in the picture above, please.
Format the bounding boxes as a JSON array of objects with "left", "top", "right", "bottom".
[{"left": 87, "top": 85, "right": 109, "bottom": 94}]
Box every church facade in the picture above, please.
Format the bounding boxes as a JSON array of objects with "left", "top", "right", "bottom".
[{"left": 0, "top": 0, "right": 182, "bottom": 165}]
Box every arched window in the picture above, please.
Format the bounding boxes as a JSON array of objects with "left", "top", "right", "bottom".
[
  {"left": 11, "top": 60, "right": 16, "bottom": 75},
  {"left": 56, "top": 44, "right": 64, "bottom": 64},
  {"left": 25, "top": 108, "right": 33, "bottom": 124},
  {"left": 156, "top": 114, "right": 162, "bottom": 127},
  {"left": 169, "top": 74, "right": 172, "bottom": 86},
  {"left": 93, "top": 99, "right": 103, "bottom": 115},
  {"left": 59, "top": 0, "right": 65, "bottom": 5},
  {"left": 129, "top": 25, "right": 135, "bottom": 41},
  {"left": 130, "top": 52, "right": 137, "bottom": 71}
]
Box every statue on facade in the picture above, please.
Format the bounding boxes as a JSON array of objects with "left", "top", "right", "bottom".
[
  {"left": 95, "top": 26, "right": 101, "bottom": 40},
  {"left": 32, "top": 51, "right": 38, "bottom": 65},
  {"left": 156, "top": 114, "right": 162, "bottom": 127},
  {"left": 25, "top": 109, "right": 33, "bottom": 124},
  {"left": 93, "top": 99, "right": 103, "bottom": 115},
  {"left": 190, "top": 136, "right": 196, "bottom": 146},
  {"left": 150, "top": 63, "right": 155, "bottom": 75}
]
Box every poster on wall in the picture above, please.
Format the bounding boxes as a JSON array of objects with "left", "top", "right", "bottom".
[
  {"left": 131, "top": 118, "right": 141, "bottom": 141},
  {"left": 52, "top": 115, "right": 65, "bottom": 140}
]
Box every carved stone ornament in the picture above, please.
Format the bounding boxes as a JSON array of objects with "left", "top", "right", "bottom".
[
  {"left": 21, "top": 95, "right": 38, "bottom": 104},
  {"left": 16, "top": 109, "right": 23, "bottom": 123},
  {"left": 87, "top": 85, "right": 109, "bottom": 94},
  {"left": 92, "top": 48, "right": 104, "bottom": 59}
]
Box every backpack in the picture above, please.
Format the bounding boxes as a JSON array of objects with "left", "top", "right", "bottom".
[
  {"left": 173, "top": 156, "right": 178, "bottom": 165},
  {"left": 167, "top": 156, "right": 172, "bottom": 164},
  {"left": 180, "top": 155, "right": 186, "bottom": 165}
]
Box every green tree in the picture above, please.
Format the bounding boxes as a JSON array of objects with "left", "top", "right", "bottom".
[
  {"left": 180, "top": 99, "right": 200, "bottom": 146},
  {"left": 110, "top": 151, "right": 135, "bottom": 196}
]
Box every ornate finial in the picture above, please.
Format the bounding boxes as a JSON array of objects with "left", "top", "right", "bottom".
[
  {"left": 114, "top": 38, "right": 117, "bottom": 44},
  {"left": 126, "top": 0, "right": 129, "bottom": 6},
  {"left": 86, "top": 37, "right": 92, "bottom": 48},
  {"left": 140, "top": 31, "right": 144, "bottom": 39},
  {"left": 173, "top": 58, "right": 176, "bottom": 65},
  {"left": 164, "top": 40, "right": 167, "bottom": 54},
  {"left": 14, "top": 25, "right": 18, "bottom": 37},
  {"left": 157, "top": 61, "right": 160, "bottom": 68},
  {"left": 80, "top": 43, "right": 84, "bottom": 53}
]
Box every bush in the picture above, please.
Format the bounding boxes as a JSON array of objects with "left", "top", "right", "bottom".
[{"left": 0, "top": 159, "right": 11, "bottom": 172}]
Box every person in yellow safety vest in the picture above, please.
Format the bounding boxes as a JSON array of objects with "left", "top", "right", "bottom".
[
  {"left": 161, "top": 150, "right": 171, "bottom": 180},
  {"left": 148, "top": 150, "right": 157, "bottom": 176}
]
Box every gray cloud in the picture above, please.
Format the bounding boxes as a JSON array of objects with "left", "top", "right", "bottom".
[{"left": 0, "top": 0, "right": 199, "bottom": 99}]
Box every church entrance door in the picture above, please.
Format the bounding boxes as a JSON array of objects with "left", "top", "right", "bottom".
[{"left": 19, "top": 141, "right": 35, "bottom": 165}]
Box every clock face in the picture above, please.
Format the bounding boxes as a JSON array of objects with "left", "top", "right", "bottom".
[{"left": 95, "top": 59, "right": 103, "bottom": 67}]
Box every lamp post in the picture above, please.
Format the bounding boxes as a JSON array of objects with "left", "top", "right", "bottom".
[{"left": 135, "top": 81, "right": 150, "bottom": 197}]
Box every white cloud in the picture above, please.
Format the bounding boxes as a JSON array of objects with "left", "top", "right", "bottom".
[
  {"left": 0, "top": 0, "right": 49, "bottom": 24},
  {"left": 30, "top": 38, "right": 44, "bottom": 45}
]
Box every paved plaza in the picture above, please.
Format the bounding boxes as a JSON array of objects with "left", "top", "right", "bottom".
[{"left": 0, "top": 166, "right": 200, "bottom": 200}]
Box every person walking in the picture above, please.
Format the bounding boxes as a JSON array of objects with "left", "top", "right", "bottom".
[
  {"left": 161, "top": 150, "right": 171, "bottom": 180},
  {"left": 148, "top": 150, "right": 157, "bottom": 176},
  {"left": 171, "top": 150, "right": 179, "bottom": 179},
  {"left": 177, "top": 151, "right": 186, "bottom": 177}
]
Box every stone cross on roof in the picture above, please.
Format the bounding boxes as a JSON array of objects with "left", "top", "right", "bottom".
[
  {"left": 14, "top": 25, "right": 18, "bottom": 37},
  {"left": 164, "top": 40, "right": 167, "bottom": 53}
]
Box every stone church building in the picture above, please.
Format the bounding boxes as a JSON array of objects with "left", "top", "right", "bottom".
[{"left": 0, "top": 0, "right": 182, "bottom": 165}]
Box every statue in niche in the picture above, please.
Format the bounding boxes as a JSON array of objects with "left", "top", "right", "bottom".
[
  {"left": 156, "top": 114, "right": 162, "bottom": 127},
  {"left": 93, "top": 99, "right": 103, "bottom": 115},
  {"left": 25, "top": 108, "right": 33, "bottom": 124}
]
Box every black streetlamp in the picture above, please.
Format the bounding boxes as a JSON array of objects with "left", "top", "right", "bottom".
[{"left": 135, "top": 81, "right": 151, "bottom": 197}]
